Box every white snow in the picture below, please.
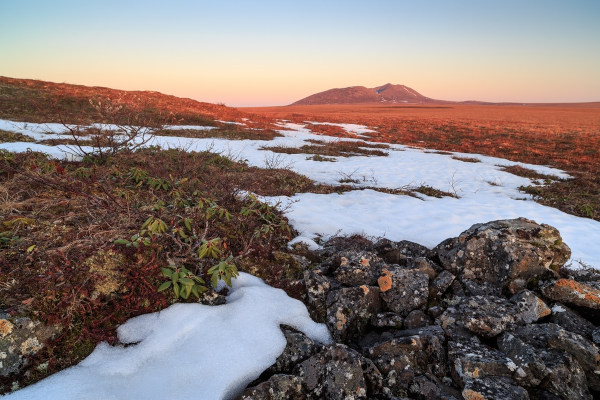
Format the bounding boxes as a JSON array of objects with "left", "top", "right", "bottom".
[
  {"left": 163, "top": 124, "right": 217, "bottom": 131},
  {"left": 215, "top": 120, "right": 245, "bottom": 126},
  {"left": 305, "top": 121, "right": 376, "bottom": 136},
  {"left": 4, "top": 273, "right": 331, "bottom": 400}
]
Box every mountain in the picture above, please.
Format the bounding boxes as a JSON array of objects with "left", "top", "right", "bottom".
[{"left": 292, "top": 83, "right": 437, "bottom": 105}]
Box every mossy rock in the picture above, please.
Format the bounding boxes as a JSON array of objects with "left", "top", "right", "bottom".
[{"left": 83, "top": 250, "right": 128, "bottom": 299}]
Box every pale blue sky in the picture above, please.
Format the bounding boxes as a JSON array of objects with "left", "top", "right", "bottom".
[{"left": 1, "top": 0, "right": 599, "bottom": 105}]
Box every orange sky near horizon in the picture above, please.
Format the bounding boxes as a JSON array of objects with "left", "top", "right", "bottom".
[{"left": 1, "top": 1, "right": 599, "bottom": 106}]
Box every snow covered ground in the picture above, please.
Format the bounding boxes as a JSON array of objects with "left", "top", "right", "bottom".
[
  {"left": 2, "top": 116, "right": 600, "bottom": 398},
  {"left": 3, "top": 273, "right": 331, "bottom": 400}
]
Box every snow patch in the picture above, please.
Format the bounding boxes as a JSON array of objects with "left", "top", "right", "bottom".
[{"left": 5, "top": 273, "right": 331, "bottom": 400}]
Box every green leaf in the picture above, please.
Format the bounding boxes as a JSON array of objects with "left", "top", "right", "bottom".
[
  {"left": 160, "top": 268, "right": 173, "bottom": 278},
  {"left": 157, "top": 281, "right": 172, "bottom": 292},
  {"left": 211, "top": 273, "right": 219, "bottom": 288},
  {"left": 26, "top": 244, "right": 37, "bottom": 253},
  {"left": 181, "top": 285, "right": 190, "bottom": 300},
  {"left": 113, "top": 239, "right": 130, "bottom": 245},
  {"left": 141, "top": 216, "right": 154, "bottom": 229},
  {"left": 184, "top": 218, "right": 192, "bottom": 231},
  {"left": 173, "top": 282, "right": 180, "bottom": 298},
  {"left": 180, "top": 277, "right": 195, "bottom": 286}
]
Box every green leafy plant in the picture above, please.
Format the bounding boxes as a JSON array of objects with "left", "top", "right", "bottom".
[
  {"left": 207, "top": 256, "right": 239, "bottom": 288},
  {"left": 158, "top": 265, "right": 207, "bottom": 299}
]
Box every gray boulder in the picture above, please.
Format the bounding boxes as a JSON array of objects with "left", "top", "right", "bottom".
[
  {"left": 435, "top": 218, "right": 570, "bottom": 293},
  {"left": 448, "top": 338, "right": 522, "bottom": 387},
  {"left": 0, "top": 316, "right": 61, "bottom": 378},
  {"left": 510, "top": 323, "right": 600, "bottom": 392},
  {"left": 550, "top": 303, "right": 596, "bottom": 340},
  {"left": 263, "top": 327, "right": 321, "bottom": 376},
  {"left": 239, "top": 374, "right": 305, "bottom": 400},
  {"left": 461, "top": 377, "right": 529, "bottom": 400},
  {"left": 294, "top": 344, "right": 382, "bottom": 400},
  {"left": 362, "top": 326, "right": 447, "bottom": 393},
  {"left": 326, "top": 286, "right": 381, "bottom": 343},
  {"left": 378, "top": 267, "right": 429, "bottom": 316},
  {"left": 374, "top": 239, "right": 432, "bottom": 266},
  {"left": 333, "top": 250, "right": 385, "bottom": 286}
]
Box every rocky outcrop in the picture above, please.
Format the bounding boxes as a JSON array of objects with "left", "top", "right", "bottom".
[
  {"left": 242, "top": 218, "right": 600, "bottom": 399},
  {"left": 435, "top": 218, "right": 570, "bottom": 293},
  {"left": 0, "top": 315, "right": 61, "bottom": 379}
]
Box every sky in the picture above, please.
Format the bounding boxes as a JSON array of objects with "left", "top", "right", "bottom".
[{"left": 1, "top": 0, "right": 599, "bottom": 106}]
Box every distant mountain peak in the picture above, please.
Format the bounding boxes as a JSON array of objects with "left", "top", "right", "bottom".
[{"left": 292, "top": 84, "right": 436, "bottom": 105}]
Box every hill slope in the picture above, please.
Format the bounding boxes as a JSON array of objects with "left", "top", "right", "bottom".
[
  {"left": 0, "top": 76, "right": 251, "bottom": 124},
  {"left": 292, "top": 83, "right": 437, "bottom": 105}
]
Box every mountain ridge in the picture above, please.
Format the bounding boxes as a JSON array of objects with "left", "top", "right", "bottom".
[{"left": 292, "top": 83, "right": 439, "bottom": 105}]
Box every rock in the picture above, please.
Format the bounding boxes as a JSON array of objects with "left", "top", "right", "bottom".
[
  {"left": 239, "top": 374, "right": 305, "bottom": 400},
  {"left": 408, "top": 257, "right": 439, "bottom": 280},
  {"left": 326, "top": 285, "right": 381, "bottom": 343},
  {"left": 427, "top": 306, "right": 444, "bottom": 319},
  {"left": 499, "top": 329, "right": 592, "bottom": 399},
  {"left": 593, "top": 328, "right": 600, "bottom": 346},
  {"left": 511, "top": 290, "right": 551, "bottom": 324},
  {"left": 550, "top": 304, "right": 596, "bottom": 340},
  {"left": 448, "top": 338, "right": 521, "bottom": 387},
  {"left": 333, "top": 250, "right": 385, "bottom": 286},
  {"left": 435, "top": 218, "right": 570, "bottom": 292},
  {"left": 408, "top": 375, "right": 461, "bottom": 400},
  {"left": 497, "top": 332, "right": 547, "bottom": 387},
  {"left": 373, "top": 239, "right": 432, "bottom": 266},
  {"left": 295, "top": 344, "right": 380, "bottom": 400},
  {"left": 404, "top": 310, "right": 430, "bottom": 330},
  {"left": 319, "top": 236, "right": 374, "bottom": 261},
  {"left": 462, "top": 279, "right": 502, "bottom": 297},
  {"left": 263, "top": 327, "right": 320, "bottom": 376},
  {"left": 370, "top": 312, "right": 404, "bottom": 329},
  {"left": 537, "top": 351, "right": 591, "bottom": 399},
  {"left": 462, "top": 377, "right": 529, "bottom": 400},
  {"left": 430, "top": 270, "right": 455, "bottom": 299},
  {"left": 451, "top": 295, "right": 517, "bottom": 338},
  {"left": 362, "top": 326, "right": 447, "bottom": 393},
  {"left": 378, "top": 267, "right": 429, "bottom": 316},
  {"left": 0, "top": 316, "right": 61, "bottom": 377},
  {"left": 510, "top": 323, "right": 600, "bottom": 391},
  {"left": 304, "top": 269, "right": 337, "bottom": 323},
  {"left": 542, "top": 279, "right": 600, "bottom": 318}
]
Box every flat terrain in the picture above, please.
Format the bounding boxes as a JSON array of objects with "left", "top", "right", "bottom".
[{"left": 245, "top": 103, "right": 600, "bottom": 220}]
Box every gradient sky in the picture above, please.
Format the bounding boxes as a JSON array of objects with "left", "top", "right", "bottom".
[{"left": 1, "top": 0, "right": 599, "bottom": 106}]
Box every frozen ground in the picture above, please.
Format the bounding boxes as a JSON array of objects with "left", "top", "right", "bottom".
[{"left": 2, "top": 117, "right": 600, "bottom": 398}]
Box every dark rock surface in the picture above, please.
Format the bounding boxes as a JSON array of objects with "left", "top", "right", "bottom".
[
  {"left": 240, "top": 219, "right": 599, "bottom": 400},
  {"left": 435, "top": 218, "right": 569, "bottom": 292},
  {"left": 378, "top": 267, "right": 429, "bottom": 316},
  {"left": 0, "top": 316, "right": 61, "bottom": 378}
]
